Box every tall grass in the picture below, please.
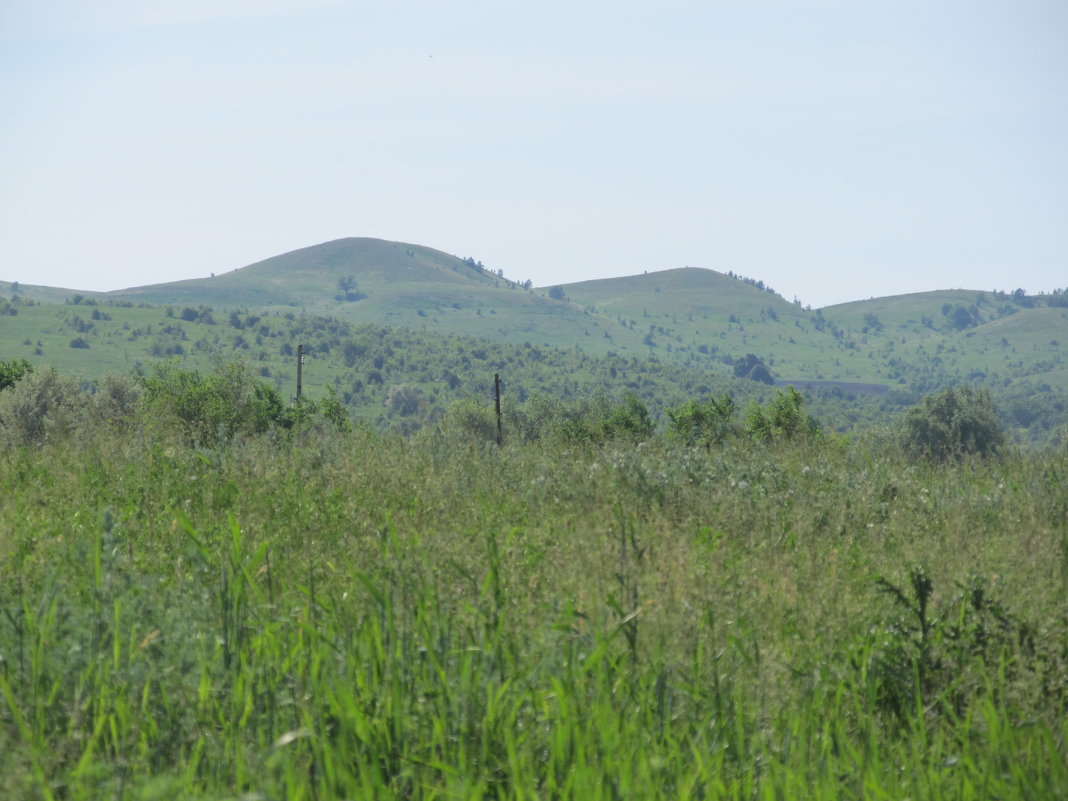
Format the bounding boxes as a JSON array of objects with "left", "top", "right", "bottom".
[{"left": 1, "top": 422, "right": 1066, "bottom": 799}]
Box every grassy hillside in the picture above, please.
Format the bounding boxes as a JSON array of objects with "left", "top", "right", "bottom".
[
  {"left": 88, "top": 239, "right": 635, "bottom": 355},
  {"left": 2, "top": 238, "right": 1066, "bottom": 442}
]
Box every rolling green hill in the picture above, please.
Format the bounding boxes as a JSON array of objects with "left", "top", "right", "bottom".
[{"left": 2, "top": 237, "right": 1066, "bottom": 442}]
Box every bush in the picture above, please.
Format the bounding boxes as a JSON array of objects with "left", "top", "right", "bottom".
[
  {"left": 0, "top": 358, "right": 33, "bottom": 392},
  {"left": 666, "top": 393, "right": 739, "bottom": 445},
  {"left": 138, "top": 362, "right": 289, "bottom": 445},
  {"left": 901, "top": 386, "right": 1005, "bottom": 461},
  {"left": 745, "top": 386, "right": 819, "bottom": 442},
  {"left": 440, "top": 397, "right": 498, "bottom": 442},
  {"left": 387, "top": 385, "right": 426, "bottom": 417},
  {"left": 0, "top": 367, "right": 87, "bottom": 445},
  {"left": 733, "top": 353, "right": 775, "bottom": 384},
  {"left": 552, "top": 393, "right": 653, "bottom": 444},
  {"left": 93, "top": 373, "right": 141, "bottom": 428},
  {"left": 867, "top": 567, "right": 1034, "bottom": 724}
]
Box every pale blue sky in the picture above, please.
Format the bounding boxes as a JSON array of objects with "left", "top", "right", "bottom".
[{"left": 1, "top": 0, "right": 1065, "bottom": 307}]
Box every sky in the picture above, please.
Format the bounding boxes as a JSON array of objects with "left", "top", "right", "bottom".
[{"left": 1, "top": 1, "right": 1065, "bottom": 308}]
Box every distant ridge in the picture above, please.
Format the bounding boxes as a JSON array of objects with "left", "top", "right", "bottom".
[{"left": 3, "top": 237, "right": 1064, "bottom": 432}]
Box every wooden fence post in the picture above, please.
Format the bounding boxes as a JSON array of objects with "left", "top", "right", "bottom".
[
  {"left": 495, "top": 372, "right": 502, "bottom": 446},
  {"left": 296, "top": 343, "right": 304, "bottom": 400}
]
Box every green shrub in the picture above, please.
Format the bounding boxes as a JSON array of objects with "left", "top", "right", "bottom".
[
  {"left": 138, "top": 361, "right": 289, "bottom": 444},
  {"left": 92, "top": 373, "right": 141, "bottom": 428},
  {"left": 549, "top": 392, "right": 653, "bottom": 444},
  {"left": 867, "top": 567, "right": 1034, "bottom": 724},
  {"left": 0, "top": 366, "right": 87, "bottom": 445},
  {"left": 666, "top": 392, "right": 739, "bottom": 445},
  {"left": 0, "top": 358, "right": 33, "bottom": 392},
  {"left": 901, "top": 386, "right": 1005, "bottom": 461},
  {"left": 744, "top": 386, "right": 819, "bottom": 441}
]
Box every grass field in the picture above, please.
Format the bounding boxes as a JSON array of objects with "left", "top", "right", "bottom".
[{"left": 2, "top": 394, "right": 1066, "bottom": 799}]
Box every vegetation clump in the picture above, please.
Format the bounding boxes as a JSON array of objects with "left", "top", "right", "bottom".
[
  {"left": 732, "top": 352, "right": 774, "bottom": 384},
  {"left": 901, "top": 386, "right": 1006, "bottom": 461},
  {"left": 0, "top": 358, "right": 33, "bottom": 391}
]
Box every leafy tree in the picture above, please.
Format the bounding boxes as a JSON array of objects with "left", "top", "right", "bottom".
[
  {"left": 440, "top": 397, "right": 498, "bottom": 441},
  {"left": 901, "top": 387, "right": 1005, "bottom": 461},
  {"left": 548, "top": 285, "right": 567, "bottom": 301},
  {"left": 733, "top": 353, "right": 774, "bottom": 384},
  {"left": 942, "top": 304, "right": 977, "bottom": 331},
  {"left": 336, "top": 275, "right": 366, "bottom": 302}
]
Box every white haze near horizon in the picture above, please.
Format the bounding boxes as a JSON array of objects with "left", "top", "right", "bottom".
[{"left": 1, "top": 0, "right": 1065, "bottom": 308}]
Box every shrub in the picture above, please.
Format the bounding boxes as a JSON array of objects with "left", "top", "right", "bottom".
[
  {"left": 93, "top": 373, "right": 141, "bottom": 428},
  {"left": 866, "top": 567, "right": 1034, "bottom": 724},
  {"left": 0, "top": 367, "right": 87, "bottom": 445},
  {"left": 666, "top": 393, "right": 739, "bottom": 445},
  {"left": 318, "top": 386, "right": 352, "bottom": 432},
  {"left": 551, "top": 393, "right": 653, "bottom": 444},
  {"left": 138, "top": 362, "right": 289, "bottom": 444},
  {"left": 0, "top": 358, "right": 33, "bottom": 392},
  {"left": 440, "top": 397, "right": 498, "bottom": 442},
  {"left": 387, "top": 384, "right": 426, "bottom": 416},
  {"left": 745, "top": 386, "right": 819, "bottom": 441},
  {"left": 901, "top": 386, "right": 1005, "bottom": 461},
  {"left": 733, "top": 353, "right": 774, "bottom": 384}
]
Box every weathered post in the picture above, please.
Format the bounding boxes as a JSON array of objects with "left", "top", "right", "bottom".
[
  {"left": 494, "top": 372, "right": 502, "bottom": 446},
  {"left": 296, "top": 343, "right": 304, "bottom": 400}
]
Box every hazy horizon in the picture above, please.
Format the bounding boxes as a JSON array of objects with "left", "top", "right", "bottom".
[{"left": 2, "top": 1, "right": 1066, "bottom": 308}]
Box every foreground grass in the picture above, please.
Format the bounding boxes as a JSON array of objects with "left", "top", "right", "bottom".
[{"left": 1, "top": 426, "right": 1066, "bottom": 799}]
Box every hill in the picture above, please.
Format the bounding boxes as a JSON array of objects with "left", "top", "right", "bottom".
[{"left": 2, "top": 238, "right": 1066, "bottom": 443}]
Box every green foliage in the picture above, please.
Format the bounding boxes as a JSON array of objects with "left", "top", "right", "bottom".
[
  {"left": 869, "top": 567, "right": 1035, "bottom": 724},
  {"left": 531, "top": 392, "right": 654, "bottom": 444},
  {"left": 901, "top": 386, "right": 1006, "bottom": 461},
  {"left": 137, "top": 361, "right": 290, "bottom": 444},
  {"left": 0, "top": 366, "right": 86, "bottom": 445},
  {"left": 665, "top": 392, "right": 738, "bottom": 445},
  {"left": 318, "top": 385, "right": 352, "bottom": 432},
  {"left": 942, "top": 303, "right": 978, "bottom": 330},
  {"left": 386, "top": 383, "right": 425, "bottom": 416},
  {"left": 0, "top": 358, "right": 33, "bottom": 392},
  {"left": 439, "top": 391, "right": 654, "bottom": 446},
  {"left": 335, "top": 274, "right": 366, "bottom": 302},
  {"left": 733, "top": 353, "right": 775, "bottom": 384},
  {"left": 744, "top": 386, "right": 819, "bottom": 441}
]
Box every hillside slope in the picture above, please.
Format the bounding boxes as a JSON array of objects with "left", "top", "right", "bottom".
[{"left": 3, "top": 238, "right": 1065, "bottom": 443}]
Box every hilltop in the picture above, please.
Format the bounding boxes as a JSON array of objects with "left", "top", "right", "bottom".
[{"left": 2, "top": 237, "right": 1066, "bottom": 443}]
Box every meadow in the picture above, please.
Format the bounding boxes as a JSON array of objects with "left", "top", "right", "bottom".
[{"left": 1, "top": 366, "right": 1066, "bottom": 799}]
